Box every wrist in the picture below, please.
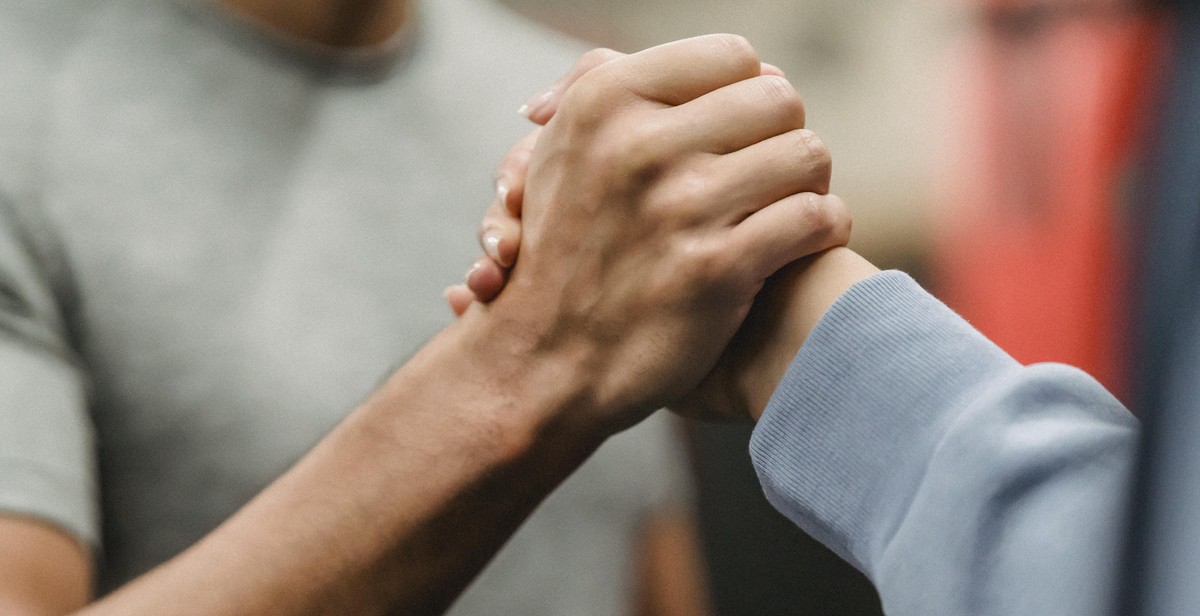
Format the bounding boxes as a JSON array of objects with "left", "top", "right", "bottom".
[
  {"left": 739, "top": 247, "right": 879, "bottom": 420},
  {"left": 367, "top": 308, "right": 613, "bottom": 469},
  {"left": 133, "top": 307, "right": 617, "bottom": 616}
]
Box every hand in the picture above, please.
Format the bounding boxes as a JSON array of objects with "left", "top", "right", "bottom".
[
  {"left": 445, "top": 48, "right": 630, "bottom": 315},
  {"left": 445, "top": 128, "right": 540, "bottom": 316},
  {"left": 670, "top": 247, "right": 878, "bottom": 421},
  {"left": 446, "top": 49, "right": 788, "bottom": 315},
  {"left": 452, "top": 34, "right": 851, "bottom": 432}
]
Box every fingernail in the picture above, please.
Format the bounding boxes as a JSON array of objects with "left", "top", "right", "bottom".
[
  {"left": 482, "top": 229, "right": 503, "bottom": 263},
  {"left": 518, "top": 89, "right": 555, "bottom": 118},
  {"left": 465, "top": 260, "right": 484, "bottom": 284},
  {"left": 495, "top": 176, "right": 510, "bottom": 205}
]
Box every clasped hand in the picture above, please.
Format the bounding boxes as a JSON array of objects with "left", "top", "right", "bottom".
[{"left": 449, "top": 34, "right": 850, "bottom": 431}]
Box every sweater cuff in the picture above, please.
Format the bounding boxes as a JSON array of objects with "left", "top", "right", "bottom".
[{"left": 749, "top": 271, "right": 1020, "bottom": 574}]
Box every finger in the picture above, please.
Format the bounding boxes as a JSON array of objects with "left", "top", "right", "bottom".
[
  {"left": 493, "top": 128, "right": 541, "bottom": 217},
  {"left": 665, "top": 74, "right": 805, "bottom": 155},
  {"left": 760, "top": 62, "right": 785, "bottom": 77},
  {"left": 480, "top": 129, "right": 537, "bottom": 268},
  {"left": 520, "top": 48, "right": 626, "bottom": 125},
  {"left": 694, "top": 129, "right": 831, "bottom": 224},
  {"left": 727, "top": 193, "right": 852, "bottom": 279},
  {"left": 465, "top": 257, "right": 508, "bottom": 303},
  {"left": 579, "top": 34, "right": 762, "bottom": 108},
  {"left": 444, "top": 285, "right": 474, "bottom": 317},
  {"left": 520, "top": 50, "right": 781, "bottom": 127},
  {"left": 478, "top": 205, "right": 521, "bottom": 268}
]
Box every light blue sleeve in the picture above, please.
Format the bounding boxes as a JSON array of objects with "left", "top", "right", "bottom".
[{"left": 750, "top": 271, "right": 1136, "bottom": 615}]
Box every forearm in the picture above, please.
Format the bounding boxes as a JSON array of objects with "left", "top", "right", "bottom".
[
  {"left": 0, "top": 517, "right": 91, "bottom": 616},
  {"left": 33, "top": 36, "right": 844, "bottom": 615},
  {"left": 709, "top": 247, "right": 879, "bottom": 419},
  {"left": 81, "top": 319, "right": 603, "bottom": 616},
  {"left": 634, "top": 508, "right": 713, "bottom": 616},
  {"left": 745, "top": 258, "right": 1138, "bottom": 614}
]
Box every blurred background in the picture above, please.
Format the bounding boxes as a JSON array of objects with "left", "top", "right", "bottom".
[{"left": 499, "top": 0, "right": 1181, "bottom": 613}]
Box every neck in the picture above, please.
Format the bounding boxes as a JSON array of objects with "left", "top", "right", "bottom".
[{"left": 219, "top": 0, "right": 410, "bottom": 48}]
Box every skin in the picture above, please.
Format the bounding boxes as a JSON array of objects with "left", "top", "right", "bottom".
[
  {"left": 449, "top": 53, "right": 789, "bottom": 313},
  {"left": 0, "top": 35, "right": 850, "bottom": 616},
  {"left": 634, "top": 509, "right": 715, "bottom": 616},
  {"left": 0, "top": 518, "right": 91, "bottom": 616},
  {"left": 680, "top": 246, "right": 880, "bottom": 421},
  {"left": 209, "top": 4, "right": 714, "bottom": 615},
  {"left": 457, "top": 49, "right": 875, "bottom": 423},
  {"left": 463, "top": 160, "right": 882, "bottom": 422}
]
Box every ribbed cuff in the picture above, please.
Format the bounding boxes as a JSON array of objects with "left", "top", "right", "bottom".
[{"left": 749, "top": 271, "right": 1019, "bottom": 574}]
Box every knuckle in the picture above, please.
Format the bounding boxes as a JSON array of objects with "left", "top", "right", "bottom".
[
  {"left": 560, "top": 78, "right": 600, "bottom": 115},
  {"left": 828, "top": 196, "right": 853, "bottom": 243},
  {"left": 800, "top": 192, "right": 829, "bottom": 227},
  {"left": 682, "top": 239, "right": 734, "bottom": 286},
  {"left": 796, "top": 193, "right": 849, "bottom": 242},
  {"left": 711, "top": 33, "right": 758, "bottom": 66},
  {"left": 509, "top": 132, "right": 537, "bottom": 160},
  {"left": 758, "top": 74, "right": 792, "bottom": 100},
  {"left": 624, "top": 116, "right": 666, "bottom": 152},
  {"left": 650, "top": 167, "right": 710, "bottom": 215},
  {"left": 757, "top": 76, "right": 806, "bottom": 128},
  {"left": 793, "top": 129, "right": 831, "bottom": 184},
  {"left": 477, "top": 218, "right": 500, "bottom": 243},
  {"left": 797, "top": 129, "right": 830, "bottom": 163},
  {"left": 500, "top": 147, "right": 531, "bottom": 175},
  {"left": 581, "top": 47, "right": 620, "bottom": 68},
  {"left": 601, "top": 116, "right": 673, "bottom": 178},
  {"left": 560, "top": 72, "right": 617, "bottom": 125}
]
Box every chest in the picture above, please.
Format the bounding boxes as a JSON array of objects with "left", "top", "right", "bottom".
[{"left": 39, "top": 56, "right": 501, "bottom": 484}]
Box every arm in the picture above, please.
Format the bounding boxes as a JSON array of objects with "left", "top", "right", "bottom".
[
  {"left": 700, "top": 248, "right": 1137, "bottom": 616},
  {"left": 634, "top": 508, "right": 713, "bottom": 616},
  {"left": 455, "top": 52, "right": 1138, "bottom": 610},
  {"left": 83, "top": 321, "right": 614, "bottom": 614},
  {"left": 0, "top": 517, "right": 90, "bottom": 615},
  {"left": 630, "top": 416, "right": 713, "bottom": 616},
  {"left": 0, "top": 191, "right": 98, "bottom": 616},
  {"left": 0, "top": 35, "right": 850, "bottom": 615}
]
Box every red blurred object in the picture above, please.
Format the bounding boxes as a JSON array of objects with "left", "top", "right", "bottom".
[{"left": 932, "top": 1, "right": 1172, "bottom": 404}]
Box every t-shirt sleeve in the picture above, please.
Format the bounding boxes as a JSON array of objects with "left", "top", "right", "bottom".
[
  {"left": 0, "top": 191, "right": 99, "bottom": 549},
  {"left": 750, "top": 271, "right": 1136, "bottom": 616}
]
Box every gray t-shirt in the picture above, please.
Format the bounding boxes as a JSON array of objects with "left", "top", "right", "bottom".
[{"left": 0, "top": 1, "right": 692, "bottom": 613}]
